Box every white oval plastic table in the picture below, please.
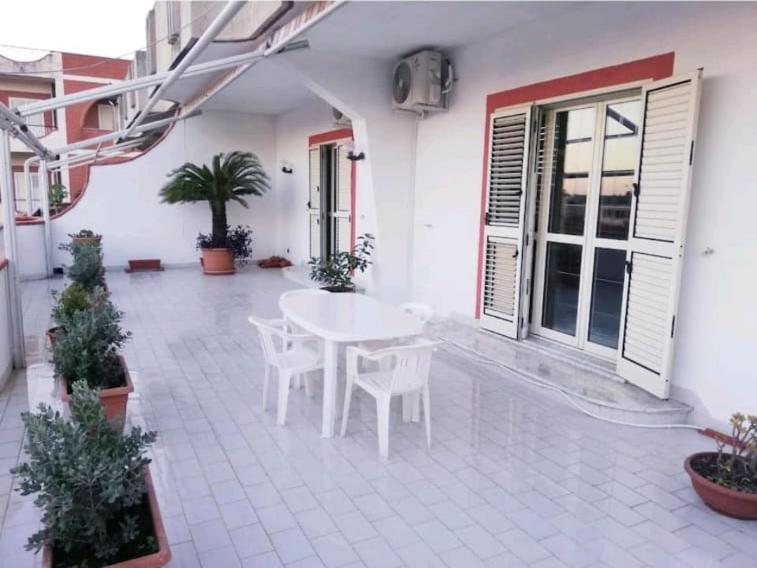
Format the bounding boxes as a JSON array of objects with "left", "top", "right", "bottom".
[{"left": 279, "top": 291, "right": 424, "bottom": 437}]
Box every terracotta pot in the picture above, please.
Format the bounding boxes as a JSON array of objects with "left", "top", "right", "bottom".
[
  {"left": 126, "top": 259, "right": 163, "bottom": 273},
  {"left": 61, "top": 355, "right": 134, "bottom": 430},
  {"left": 42, "top": 467, "right": 171, "bottom": 568},
  {"left": 72, "top": 236, "right": 102, "bottom": 246},
  {"left": 200, "top": 247, "right": 235, "bottom": 275},
  {"left": 684, "top": 452, "right": 757, "bottom": 519}
]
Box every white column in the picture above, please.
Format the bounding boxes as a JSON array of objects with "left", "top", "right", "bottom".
[
  {"left": 38, "top": 161, "right": 53, "bottom": 277},
  {"left": 0, "top": 131, "right": 27, "bottom": 368}
]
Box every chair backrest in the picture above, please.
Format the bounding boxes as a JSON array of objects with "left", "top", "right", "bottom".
[
  {"left": 400, "top": 302, "right": 434, "bottom": 324},
  {"left": 386, "top": 339, "right": 438, "bottom": 394},
  {"left": 248, "top": 316, "right": 287, "bottom": 366}
]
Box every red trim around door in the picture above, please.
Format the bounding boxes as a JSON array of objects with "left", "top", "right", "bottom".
[
  {"left": 308, "top": 128, "right": 357, "bottom": 250},
  {"left": 474, "top": 52, "right": 675, "bottom": 318}
]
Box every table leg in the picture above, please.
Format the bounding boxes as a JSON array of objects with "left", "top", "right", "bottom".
[{"left": 322, "top": 339, "right": 338, "bottom": 438}]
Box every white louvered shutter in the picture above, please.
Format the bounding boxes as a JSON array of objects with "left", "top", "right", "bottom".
[
  {"left": 480, "top": 105, "right": 534, "bottom": 339},
  {"left": 616, "top": 71, "right": 702, "bottom": 398},
  {"left": 334, "top": 143, "right": 352, "bottom": 253},
  {"left": 308, "top": 147, "right": 321, "bottom": 258}
]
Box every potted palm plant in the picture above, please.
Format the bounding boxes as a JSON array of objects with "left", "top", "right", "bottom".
[
  {"left": 309, "top": 233, "right": 375, "bottom": 292},
  {"left": 159, "top": 151, "right": 270, "bottom": 275},
  {"left": 684, "top": 413, "right": 757, "bottom": 519},
  {"left": 11, "top": 382, "right": 170, "bottom": 568}
]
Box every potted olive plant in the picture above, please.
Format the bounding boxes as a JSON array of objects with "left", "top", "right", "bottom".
[
  {"left": 11, "top": 382, "right": 170, "bottom": 568},
  {"left": 309, "top": 233, "right": 375, "bottom": 292},
  {"left": 159, "top": 151, "right": 270, "bottom": 275},
  {"left": 47, "top": 283, "right": 93, "bottom": 346},
  {"left": 684, "top": 413, "right": 757, "bottom": 519},
  {"left": 52, "top": 292, "right": 133, "bottom": 427}
]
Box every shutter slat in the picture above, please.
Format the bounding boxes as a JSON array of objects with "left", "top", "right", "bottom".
[
  {"left": 486, "top": 113, "right": 527, "bottom": 228},
  {"left": 483, "top": 238, "right": 517, "bottom": 320}
]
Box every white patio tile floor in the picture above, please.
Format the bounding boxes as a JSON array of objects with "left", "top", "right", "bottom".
[{"left": 0, "top": 267, "right": 754, "bottom": 567}]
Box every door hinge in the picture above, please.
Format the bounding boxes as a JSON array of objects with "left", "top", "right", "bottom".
[
  {"left": 526, "top": 277, "right": 531, "bottom": 297},
  {"left": 519, "top": 316, "right": 524, "bottom": 329},
  {"left": 525, "top": 234, "right": 529, "bottom": 247},
  {"left": 689, "top": 140, "right": 695, "bottom": 166},
  {"left": 625, "top": 260, "right": 633, "bottom": 275},
  {"left": 670, "top": 315, "right": 676, "bottom": 338},
  {"left": 632, "top": 182, "right": 640, "bottom": 198},
  {"left": 512, "top": 248, "right": 519, "bottom": 259}
]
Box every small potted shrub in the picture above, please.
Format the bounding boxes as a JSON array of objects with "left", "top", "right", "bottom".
[
  {"left": 52, "top": 294, "right": 133, "bottom": 427},
  {"left": 684, "top": 413, "right": 757, "bottom": 519},
  {"left": 309, "top": 233, "right": 375, "bottom": 292},
  {"left": 66, "top": 242, "right": 106, "bottom": 291},
  {"left": 47, "top": 283, "right": 93, "bottom": 346},
  {"left": 69, "top": 228, "right": 102, "bottom": 247},
  {"left": 159, "top": 151, "right": 270, "bottom": 275},
  {"left": 11, "top": 382, "right": 170, "bottom": 567}
]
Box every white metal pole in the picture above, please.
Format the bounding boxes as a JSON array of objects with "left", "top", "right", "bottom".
[
  {"left": 23, "top": 155, "right": 41, "bottom": 216},
  {"left": 0, "top": 131, "right": 26, "bottom": 368},
  {"left": 123, "top": 0, "right": 247, "bottom": 138},
  {"left": 0, "top": 103, "right": 52, "bottom": 159},
  {"left": 38, "top": 161, "right": 53, "bottom": 277},
  {"left": 47, "top": 139, "right": 143, "bottom": 170},
  {"left": 52, "top": 111, "right": 200, "bottom": 155}
]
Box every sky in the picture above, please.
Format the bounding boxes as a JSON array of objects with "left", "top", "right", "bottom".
[{"left": 0, "top": 0, "right": 158, "bottom": 61}]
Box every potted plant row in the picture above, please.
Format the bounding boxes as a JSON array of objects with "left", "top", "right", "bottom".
[
  {"left": 308, "top": 233, "right": 375, "bottom": 292},
  {"left": 11, "top": 382, "right": 170, "bottom": 568},
  {"left": 50, "top": 232, "right": 134, "bottom": 428},
  {"left": 159, "top": 151, "right": 270, "bottom": 275},
  {"left": 69, "top": 228, "right": 102, "bottom": 247},
  {"left": 685, "top": 412, "right": 757, "bottom": 519}
]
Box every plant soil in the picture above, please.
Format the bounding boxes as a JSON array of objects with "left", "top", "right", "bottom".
[
  {"left": 65, "top": 366, "right": 127, "bottom": 394},
  {"left": 51, "top": 496, "right": 158, "bottom": 568},
  {"left": 690, "top": 453, "right": 757, "bottom": 494}
]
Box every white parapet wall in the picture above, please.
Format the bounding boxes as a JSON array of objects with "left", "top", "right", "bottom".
[{"left": 48, "top": 110, "right": 281, "bottom": 270}]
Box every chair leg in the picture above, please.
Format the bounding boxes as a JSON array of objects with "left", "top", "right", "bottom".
[
  {"left": 340, "top": 374, "right": 355, "bottom": 437},
  {"left": 276, "top": 370, "right": 292, "bottom": 426},
  {"left": 421, "top": 386, "right": 431, "bottom": 448},
  {"left": 262, "top": 365, "right": 270, "bottom": 412},
  {"left": 376, "top": 396, "right": 391, "bottom": 460}
]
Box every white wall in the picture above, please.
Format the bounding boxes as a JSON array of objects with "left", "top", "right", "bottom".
[
  {"left": 50, "top": 111, "right": 280, "bottom": 268},
  {"left": 406, "top": 2, "right": 757, "bottom": 425},
  {"left": 16, "top": 222, "right": 46, "bottom": 280}
]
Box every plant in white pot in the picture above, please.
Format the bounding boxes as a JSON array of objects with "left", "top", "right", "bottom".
[{"left": 159, "top": 151, "right": 270, "bottom": 275}]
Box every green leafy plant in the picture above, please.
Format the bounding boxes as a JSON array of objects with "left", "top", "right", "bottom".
[
  {"left": 52, "top": 297, "right": 131, "bottom": 390},
  {"left": 66, "top": 243, "right": 105, "bottom": 291},
  {"left": 713, "top": 413, "right": 757, "bottom": 492},
  {"left": 159, "top": 151, "right": 270, "bottom": 251},
  {"left": 309, "top": 233, "right": 375, "bottom": 290},
  {"left": 196, "top": 224, "right": 253, "bottom": 264},
  {"left": 11, "top": 382, "right": 157, "bottom": 563},
  {"left": 51, "top": 283, "right": 93, "bottom": 326},
  {"left": 48, "top": 183, "right": 67, "bottom": 211}
]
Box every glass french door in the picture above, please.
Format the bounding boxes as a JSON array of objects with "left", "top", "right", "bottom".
[{"left": 531, "top": 96, "right": 641, "bottom": 359}]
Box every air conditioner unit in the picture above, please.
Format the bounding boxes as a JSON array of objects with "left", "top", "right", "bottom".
[
  {"left": 392, "top": 50, "right": 450, "bottom": 113},
  {"left": 332, "top": 107, "right": 351, "bottom": 127}
]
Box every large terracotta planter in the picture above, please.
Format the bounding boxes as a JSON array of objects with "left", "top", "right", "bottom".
[
  {"left": 61, "top": 355, "right": 134, "bottom": 429},
  {"left": 200, "top": 247, "right": 235, "bottom": 275},
  {"left": 42, "top": 467, "right": 171, "bottom": 568},
  {"left": 684, "top": 452, "right": 757, "bottom": 519}
]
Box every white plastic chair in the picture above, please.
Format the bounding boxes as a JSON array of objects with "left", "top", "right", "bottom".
[
  {"left": 340, "top": 338, "right": 439, "bottom": 459},
  {"left": 248, "top": 315, "right": 323, "bottom": 426}
]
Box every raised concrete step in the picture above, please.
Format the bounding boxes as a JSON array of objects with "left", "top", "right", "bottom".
[{"left": 428, "top": 317, "right": 692, "bottom": 426}]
